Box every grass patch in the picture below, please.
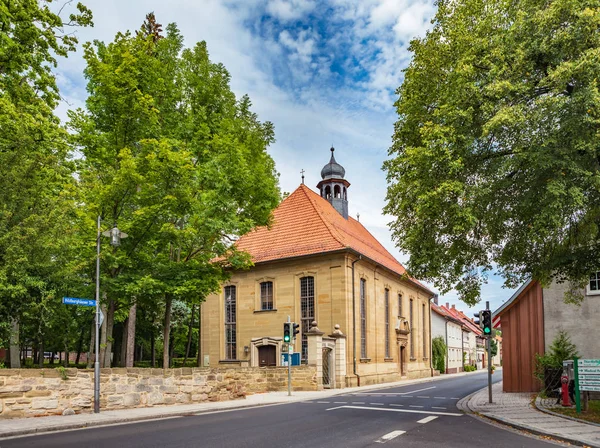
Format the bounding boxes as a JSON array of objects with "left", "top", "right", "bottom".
[{"left": 550, "top": 400, "right": 600, "bottom": 425}]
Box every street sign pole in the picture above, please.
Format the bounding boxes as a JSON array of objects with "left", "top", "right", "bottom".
[
  {"left": 574, "top": 357, "right": 581, "bottom": 414},
  {"left": 94, "top": 215, "right": 101, "bottom": 414},
  {"left": 287, "top": 315, "right": 292, "bottom": 397},
  {"left": 486, "top": 301, "right": 492, "bottom": 404}
]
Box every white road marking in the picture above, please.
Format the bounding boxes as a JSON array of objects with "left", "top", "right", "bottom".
[
  {"left": 417, "top": 396, "right": 430, "bottom": 398},
  {"left": 433, "top": 396, "right": 446, "bottom": 399},
  {"left": 390, "top": 404, "right": 404, "bottom": 407},
  {"left": 432, "top": 406, "right": 446, "bottom": 410},
  {"left": 325, "top": 405, "right": 463, "bottom": 416},
  {"left": 317, "top": 401, "right": 330, "bottom": 404},
  {"left": 450, "top": 397, "right": 461, "bottom": 400},
  {"left": 334, "top": 401, "right": 347, "bottom": 404},
  {"left": 352, "top": 401, "right": 365, "bottom": 404},
  {"left": 409, "top": 405, "right": 423, "bottom": 408},
  {"left": 370, "top": 403, "right": 384, "bottom": 405},
  {"left": 417, "top": 416, "right": 438, "bottom": 424},
  {"left": 375, "top": 430, "right": 406, "bottom": 443},
  {"left": 357, "top": 386, "right": 435, "bottom": 396}
]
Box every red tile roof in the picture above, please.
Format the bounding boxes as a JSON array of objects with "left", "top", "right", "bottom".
[
  {"left": 442, "top": 305, "right": 482, "bottom": 335},
  {"left": 235, "top": 184, "right": 433, "bottom": 295}
]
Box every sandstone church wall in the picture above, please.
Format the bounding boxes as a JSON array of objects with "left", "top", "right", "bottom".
[{"left": 0, "top": 366, "right": 317, "bottom": 418}]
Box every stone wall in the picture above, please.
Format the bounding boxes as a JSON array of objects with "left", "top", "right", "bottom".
[{"left": 0, "top": 365, "right": 317, "bottom": 419}]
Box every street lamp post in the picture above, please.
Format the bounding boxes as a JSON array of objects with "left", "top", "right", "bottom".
[{"left": 94, "top": 218, "right": 128, "bottom": 414}]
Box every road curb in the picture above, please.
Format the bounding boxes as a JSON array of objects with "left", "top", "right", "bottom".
[
  {"left": 458, "top": 385, "right": 599, "bottom": 448},
  {"left": 534, "top": 395, "right": 600, "bottom": 428},
  {"left": 475, "top": 412, "right": 596, "bottom": 447}
]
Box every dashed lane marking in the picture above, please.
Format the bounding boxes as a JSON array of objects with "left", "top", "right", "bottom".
[
  {"left": 333, "top": 401, "right": 347, "bottom": 404},
  {"left": 433, "top": 397, "right": 446, "bottom": 399},
  {"left": 352, "top": 401, "right": 365, "bottom": 404},
  {"left": 417, "top": 396, "right": 430, "bottom": 398},
  {"left": 325, "top": 405, "right": 463, "bottom": 417},
  {"left": 432, "top": 406, "right": 446, "bottom": 410},
  {"left": 409, "top": 405, "right": 424, "bottom": 408},
  {"left": 390, "top": 404, "right": 404, "bottom": 407},
  {"left": 317, "top": 401, "right": 330, "bottom": 404},
  {"left": 417, "top": 416, "right": 438, "bottom": 424},
  {"left": 375, "top": 430, "right": 406, "bottom": 444},
  {"left": 369, "top": 403, "right": 385, "bottom": 405}
]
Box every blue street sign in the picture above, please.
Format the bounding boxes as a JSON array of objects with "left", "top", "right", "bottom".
[{"left": 63, "top": 297, "right": 96, "bottom": 307}]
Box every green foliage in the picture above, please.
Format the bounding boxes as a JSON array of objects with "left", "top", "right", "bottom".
[
  {"left": 535, "top": 330, "right": 579, "bottom": 381},
  {"left": 55, "top": 366, "right": 68, "bottom": 381},
  {"left": 490, "top": 339, "right": 498, "bottom": 358},
  {"left": 464, "top": 364, "right": 477, "bottom": 372},
  {"left": 432, "top": 336, "right": 447, "bottom": 373},
  {"left": 384, "top": 0, "right": 600, "bottom": 305}
]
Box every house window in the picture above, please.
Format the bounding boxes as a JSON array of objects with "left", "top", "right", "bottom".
[
  {"left": 360, "top": 278, "right": 367, "bottom": 358},
  {"left": 588, "top": 271, "right": 600, "bottom": 295},
  {"left": 224, "top": 285, "right": 236, "bottom": 360},
  {"left": 398, "top": 293, "right": 403, "bottom": 317},
  {"left": 422, "top": 303, "right": 427, "bottom": 358},
  {"left": 409, "top": 299, "right": 414, "bottom": 359},
  {"left": 260, "top": 281, "right": 274, "bottom": 310},
  {"left": 300, "top": 276, "right": 315, "bottom": 362},
  {"left": 385, "top": 289, "right": 390, "bottom": 358}
]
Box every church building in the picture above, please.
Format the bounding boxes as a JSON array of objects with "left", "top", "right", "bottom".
[{"left": 199, "top": 148, "right": 434, "bottom": 387}]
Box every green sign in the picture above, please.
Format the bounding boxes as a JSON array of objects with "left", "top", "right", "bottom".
[{"left": 578, "top": 359, "right": 600, "bottom": 367}]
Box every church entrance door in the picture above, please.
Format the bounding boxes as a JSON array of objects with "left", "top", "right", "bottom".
[{"left": 258, "top": 345, "right": 276, "bottom": 367}]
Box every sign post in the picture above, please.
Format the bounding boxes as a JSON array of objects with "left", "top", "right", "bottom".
[
  {"left": 576, "top": 358, "right": 600, "bottom": 414},
  {"left": 287, "top": 316, "right": 292, "bottom": 397}
]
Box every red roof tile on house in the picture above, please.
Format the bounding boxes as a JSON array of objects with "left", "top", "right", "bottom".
[
  {"left": 235, "top": 184, "right": 433, "bottom": 295},
  {"left": 442, "top": 305, "right": 482, "bottom": 335}
]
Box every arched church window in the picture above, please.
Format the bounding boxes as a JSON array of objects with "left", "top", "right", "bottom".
[
  {"left": 343, "top": 187, "right": 347, "bottom": 200},
  {"left": 325, "top": 185, "right": 331, "bottom": 199}
]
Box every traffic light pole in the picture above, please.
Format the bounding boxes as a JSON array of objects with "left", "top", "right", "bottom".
[
  {"left": 287, "top": 316, "right": 292, "bottom": 397},
  {"left": 486, "top": 301, "right": 492, "bottom": 404}
]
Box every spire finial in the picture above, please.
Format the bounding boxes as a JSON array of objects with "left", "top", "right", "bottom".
[
  {"left": 300, "top": 169, "right": 305, "bottom": 185},
  {"left": 330, "top": 145, "right": 335, "bottom": 153}
]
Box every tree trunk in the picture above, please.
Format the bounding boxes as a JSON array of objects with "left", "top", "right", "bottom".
[
  {"left": 125, "top": 302, "right": 137, "bottom": 367},
  {"left": 87, "top": 318, "right": 95, "bottom": 369},
  {"left": 183, "top": 304, "right": 195, "bottom": 366},
  {"left": 99, "top": 300, "right": 108, "bottom": 367},
  {"left": 151, "top": 328, "right": 156, "bottom": 368},
  {"left": 103, "top": 299, "right": 116, "bottom": 368},
  {"left": 197, "top": 303, "right": 202, "bottom": 367},
  {"left": 163, "top": 294, "right": 172, "bottom": 369},
  {"left": 38, "top": 340, "right": 44, "bottom": 367},
  {"left": 9, "top": 317, "right": 20, "bottom": 368},
  {"left": 119, "top": 319, "right": 128, "bottom": 367},
  {"left": 75, "top": 325, "right": 85, "bottom": 365}
]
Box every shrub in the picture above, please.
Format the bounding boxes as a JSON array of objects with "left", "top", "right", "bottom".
[
  {"left": 534, "top": 330, "right": 579, "bottom": 383},
  {"left": 432, "top": 336, "right": 447, "bottom": 373}
]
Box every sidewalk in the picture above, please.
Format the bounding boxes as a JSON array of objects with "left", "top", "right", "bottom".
[
  {"left": 457, "top": 381, "right": 600, "bottom": 447},
  {"left": 0, "top": 370, "right": 477, "bottom": 439}
]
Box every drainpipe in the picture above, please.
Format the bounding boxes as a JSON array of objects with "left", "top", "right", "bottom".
[
  {"left": 352, "top": 256, "right": 362, "bottom": 386},
  {"left": 429, "top": 296, "right": 434, "bottom": 375},
  {"left": 444, "top": 320, "right": 449, "bottom": 374}
]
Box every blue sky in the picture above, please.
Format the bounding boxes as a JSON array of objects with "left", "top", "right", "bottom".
[{"left": 54, "top": 0, "right": 517, "bottom": 313}]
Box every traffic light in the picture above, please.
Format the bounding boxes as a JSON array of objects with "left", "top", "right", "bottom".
[
  {"left": 283, "top": 322, "right": 291, "bottom": 343},
  {"left": 481, "top": 310, "right": 492, "bottom": 336},
  {"left": 473, "top": 311, "right": 482, "bottom": 327},
  {"left": 293, "top": 323, "right": 300, "bottom": 340}
]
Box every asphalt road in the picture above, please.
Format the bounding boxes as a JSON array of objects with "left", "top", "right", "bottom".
[{"left": 3, "top": 371, "right": 561, "bottom": 448}]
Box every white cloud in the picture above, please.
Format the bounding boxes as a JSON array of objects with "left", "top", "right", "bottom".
[{"left": 266, "top": 0, "right": 316, "bottom": 20}]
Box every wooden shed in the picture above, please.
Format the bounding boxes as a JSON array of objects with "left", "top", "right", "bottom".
[{"left": 493, "top": 280, "right": 545, "bottom": 392}]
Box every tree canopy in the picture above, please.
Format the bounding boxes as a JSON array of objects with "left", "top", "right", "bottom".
[{"left": 384, "top": 0, "right": 600, "bottom": 305}]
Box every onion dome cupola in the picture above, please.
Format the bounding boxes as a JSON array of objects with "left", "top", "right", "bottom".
[{"left": 317, "top": 146, "right": 351, "bottom": 219}]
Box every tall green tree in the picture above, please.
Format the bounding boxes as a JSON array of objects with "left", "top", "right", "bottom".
[
  {"left": 70, "top": 16, "right": 280, "bottom": 368},
  {"left": 384, "top": 0, "right": 600, "bottom": 305},
  {"left": 0, "top": 0, "right": 92, "bottom": 366}
]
